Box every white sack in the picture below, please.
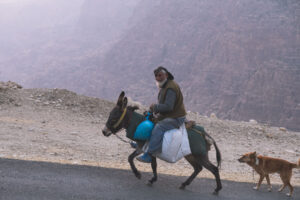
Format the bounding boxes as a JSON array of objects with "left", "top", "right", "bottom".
[{"left": 142, "top": 124, "right": 191, "bottom": 163}]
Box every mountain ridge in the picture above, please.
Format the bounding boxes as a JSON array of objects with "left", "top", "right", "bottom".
[{"left": 0, "top": 0, "right": 299, "bottom": 130}]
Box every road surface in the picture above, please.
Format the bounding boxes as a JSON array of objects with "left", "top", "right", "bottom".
[{"left": 0, "top": 158, "right": 299, "bottom": 200}]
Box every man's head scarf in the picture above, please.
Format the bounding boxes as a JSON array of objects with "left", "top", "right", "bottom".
[{"left": 153, "top": 66, "right": 174, "bottom": 80}]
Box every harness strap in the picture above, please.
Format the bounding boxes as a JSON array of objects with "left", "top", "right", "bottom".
[
  {"left": 113, "top": 108, "right": 127, "bottom": 129},
  {"left": 115, "top": 133, "right": 130, "bottom": 144},
  {"left": 190, "top": 127, "right": 205, "bottom": 137},
  {"left": 189, "top": 127, "right": 215, "bottom": 146}
]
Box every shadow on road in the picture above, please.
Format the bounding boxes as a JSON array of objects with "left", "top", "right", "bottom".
[{"left": 0, "top": 158, "right": 299, "bottom": 200}]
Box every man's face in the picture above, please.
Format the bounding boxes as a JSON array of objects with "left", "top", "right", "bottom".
[{"left": 155, "top": 71, "right": 168, "bottom": 82}]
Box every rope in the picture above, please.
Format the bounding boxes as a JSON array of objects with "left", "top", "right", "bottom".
[
  {"left": 115, "top": 134, "right": 131, "bottom": 144},
  {"left": 113, "top": 107, "right": 127, "bottom": 129},
  {"left": 252, "top": 169, "right": 256, "bottom": 183},
  {"left": 190, "top": 128, "right": 205, "bottom": 137}
]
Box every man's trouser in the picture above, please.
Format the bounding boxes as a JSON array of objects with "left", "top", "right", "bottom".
[{"left": 147, "top": 116, "right": 185, "bottom": 155}]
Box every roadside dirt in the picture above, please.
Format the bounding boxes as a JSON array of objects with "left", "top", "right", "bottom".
[{"left": 0, "top": 83, "right": 299, "bottom": 186}]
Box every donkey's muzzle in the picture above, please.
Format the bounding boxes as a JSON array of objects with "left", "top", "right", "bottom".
[{"left": 102, "top": 126, "right": 112, "bottom": 137}]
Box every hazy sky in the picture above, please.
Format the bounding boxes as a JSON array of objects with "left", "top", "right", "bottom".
[
  {"left": 0, "top": 0, "right": 33, "bottom": 3},
  {"left": 0, "top": 0, "right": 48, "bottom": 1}
]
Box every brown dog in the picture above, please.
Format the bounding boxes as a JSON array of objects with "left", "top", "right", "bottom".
[{"left": 238, "top": 152, "right": 300, "bottom": 197}]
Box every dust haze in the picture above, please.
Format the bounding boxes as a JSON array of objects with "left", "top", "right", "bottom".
[{"left": 0, "top": 0, "right": 299, "bottom": 131}]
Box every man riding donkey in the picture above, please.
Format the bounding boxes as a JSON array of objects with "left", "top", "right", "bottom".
[
  {"left": 102, "top": 66, "right": 222, "bottom": 194},
  {"left": 137, "top": 66, "right": 186, "bottom": 163}
]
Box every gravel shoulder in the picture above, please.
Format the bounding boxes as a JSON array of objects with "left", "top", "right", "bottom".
[{"left": 0, "top": 86, "right": 299, "bottom": 186}]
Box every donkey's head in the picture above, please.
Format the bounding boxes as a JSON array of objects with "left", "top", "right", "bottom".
[{"left": 102, "top": 91, "right": 128, "bottom": 137}]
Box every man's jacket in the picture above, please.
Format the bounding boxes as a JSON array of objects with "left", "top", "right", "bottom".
[{"left": 156, "top": 80, "right": 186, "bottom": 121}]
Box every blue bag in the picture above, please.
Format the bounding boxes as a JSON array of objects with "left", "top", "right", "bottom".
[{"left": 133, "top": 112, "right": 154, "bottom": 140}]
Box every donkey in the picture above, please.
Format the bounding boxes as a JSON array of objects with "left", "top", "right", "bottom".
[{"left": 102, "top": 91, "right": 222, "bottom": 194}]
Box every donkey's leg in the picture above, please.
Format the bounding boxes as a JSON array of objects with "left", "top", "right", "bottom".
[
  {"left": 180, "top": 155, "right": 203, "bottom": 190},
  {"left": 201, "top": 157, "right": 222, "bottom": 195},
  {"left": 128, "top": 150, "right": 142, "bottom": 179},
  {"left": 148, "top": 156, "right": 157, "bottom": 185}
]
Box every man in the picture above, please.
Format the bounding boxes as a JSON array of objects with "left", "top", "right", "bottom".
[{"left": 137, "top": 66, "right": 186, "bottom": 163}]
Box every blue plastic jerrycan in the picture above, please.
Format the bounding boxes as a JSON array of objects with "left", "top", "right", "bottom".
[{"left": 133, "top": 112, "right": 154, "bottom": 140}]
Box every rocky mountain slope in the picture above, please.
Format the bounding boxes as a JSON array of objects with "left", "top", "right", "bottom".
[
  {"left": 0, "top": 81, "right": 299, "bottom": 186},
  {"left": 0, "top": 0, "right": 299, "bottom": 131},
  {"left": 87, "top": 0, "right": 300, "bottom": 131}
]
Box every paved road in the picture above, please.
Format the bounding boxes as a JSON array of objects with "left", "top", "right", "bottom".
[{"left": 0, "top": 158, "right": 299, "bottom": 200}]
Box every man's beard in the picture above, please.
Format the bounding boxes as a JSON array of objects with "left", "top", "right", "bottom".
[{"left": 156, "top": 79, "right": 167, "bottom": 88}]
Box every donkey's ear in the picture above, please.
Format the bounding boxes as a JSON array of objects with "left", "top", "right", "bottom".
[
  {"left": 117, "top": 91, "right": 125, "bottom": 106},
  {"left": 121, "top": 97, "right": 128, "bottom": 110}
]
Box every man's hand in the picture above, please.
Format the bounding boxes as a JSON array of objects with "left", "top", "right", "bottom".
[{"left": 149, "top": 104, "right": 155, "bottom": 112}]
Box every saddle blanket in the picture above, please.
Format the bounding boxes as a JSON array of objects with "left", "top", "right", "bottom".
[{"left": 142, "top": 124, "right": 191, "bottom": 163}]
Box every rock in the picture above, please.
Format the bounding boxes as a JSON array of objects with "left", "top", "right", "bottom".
[
  {"left": 0, "top": 81, "right": 22, "bottom": 89},
  {"left": 249, "top": 119, "right": 257, "bottom": 124},
  {"left": 210, "top": 113, "right": 217, "bottom": 118},
  {"left": 285, "top": 149, "right": 296, "bottom": 154},
  {"left": 266, "top": 133, "right": 273, "bottom": 139},
  {"left": 279, "top": 127, "right": 287, "bottom": 132}
]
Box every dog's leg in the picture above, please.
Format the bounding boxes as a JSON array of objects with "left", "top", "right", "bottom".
[
  {"left": 278, "top": 171, "right": 293, "bottom": 197},
  {"left": 265, "top": 174, "right": 272, "bottom": 192},
  {"left": 279, "top": 182, "right": 293, "bottom": 197},
  {"left": 286, "top": 182, "right": 293, "bottom": 197},
  {"left": 285, "top": 171, "right": 293, "bottom": 197},
  {"left": 254, "top": 174, "right": 264, "bottom": 190},
  {"left": 278, "top": 173, "right": 287, "bottom": 193},
  {"left": 278, "top": 184, "right": 286, "bottom": 192}
]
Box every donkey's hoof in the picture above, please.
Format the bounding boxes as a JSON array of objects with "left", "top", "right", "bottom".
[
  {"left": 212, "top": 191, "right": 219, "bottom": 195},
  {"left": 147, "top": 181, "right": 153, "bottom": 187},
  {"left": 179, "top": 185, "right": 186, "bottom": 190},
  {"left": 134, "top": 172, "right": 141, "bottom": 179}
]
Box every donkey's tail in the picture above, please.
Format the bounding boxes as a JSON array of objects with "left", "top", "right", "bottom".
[
  {"left": 213, "top": 140, "right": 222, "bottom": 168},
  {"left": 297, "top": 158, "right": 300, "bottom": 168},
  {"left": 204, "top": 131, "right": 222, "bottom": 168}
]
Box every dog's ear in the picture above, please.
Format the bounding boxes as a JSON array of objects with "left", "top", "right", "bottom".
[{"left": 250, "top": 151, "right": 257, "bottom": 158}]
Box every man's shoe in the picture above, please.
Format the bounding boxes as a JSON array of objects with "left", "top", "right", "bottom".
[
  {"left": 130, "top": 141, "right": 137, "bottom": 149},
  {"left": 136, "top": 153, "right": 152, "bottom": 163}
]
